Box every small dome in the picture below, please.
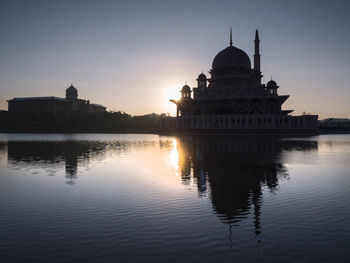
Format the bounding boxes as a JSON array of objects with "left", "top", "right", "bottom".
[
  {"left": 197, "top": 73, "right": 207, "bottom": 80},
  {"left": 212, "top": 45, "right": 251, "bottom": 70},
  {"left": 267, "top": 79, "right": 277, "bottom": 88},
  {"left": 66, "top": 84, "right": 78, "bottom": 95},
  {"left": 182, "top": 84, "right": 191, "bottom": 92}
]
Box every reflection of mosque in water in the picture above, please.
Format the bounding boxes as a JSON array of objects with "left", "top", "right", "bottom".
[
  {"left": 6, "top": 140, "right": 160, "bottom": 185},
  {"left": 6, "top": 136, "right": 318, "bottom": 235},
  {"left": 7, "top": 141, "right": 108, "bottom": 185},
  {"left": 176, "top": 136, "right": 318, "bottom": 238}
]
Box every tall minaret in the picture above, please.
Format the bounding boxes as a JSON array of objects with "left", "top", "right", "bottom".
[{"left": 254, "top": 29, "right": 260, "bottom": 72}]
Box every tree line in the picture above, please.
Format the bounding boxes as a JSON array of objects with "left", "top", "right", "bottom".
[{"left": 0, "top": 110, "right": 165, "bottom": 133}]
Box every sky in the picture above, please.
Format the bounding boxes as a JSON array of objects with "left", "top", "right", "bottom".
[{"left": 1, "top": 0, "right": 350, "bottom": 119}]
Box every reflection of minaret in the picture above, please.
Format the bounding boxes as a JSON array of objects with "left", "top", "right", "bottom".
[
  {"left": 194, "top": 144, "right": 207, "bottom": 195},
  {"left": 252, "top": 188, "right": 262, "bottom": 238},
  {"left": 178, "top": 139, "right": 191, "bottom": 185},
  {"left": 65, "top": 150, "right": 78, "bottom": 185},
  {"left": 198, "top": 170, "right": 207, "bottom": 193}
]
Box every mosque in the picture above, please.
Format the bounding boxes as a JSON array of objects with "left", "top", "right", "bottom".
[
  {"left": 162, "top": 29, "right": 318, "bottom": 134},
  {"left": 8, "top": 84, "right": 106, "bottom": 114}
]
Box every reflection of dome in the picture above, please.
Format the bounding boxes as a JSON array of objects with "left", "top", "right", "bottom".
[
  {"left": 197, "top": 73, "right": 207, "bottom": 80},
  {"left": 212, "top": 46, "right": 251, "bottom": 70},
  {"left": 182, "top": 84, "right": 191, "bottom": 92},
  {"left": 267, "top": 79, "right": 277, "bottom": 88}
]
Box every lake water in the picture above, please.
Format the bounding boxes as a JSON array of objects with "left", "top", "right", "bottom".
[{"left": 0, "top": 134, "right": 349, "bottom": 262}]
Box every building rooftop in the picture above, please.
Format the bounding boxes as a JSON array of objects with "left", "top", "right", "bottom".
[
  {"left": 8, "top": 96, "right": 68, "bottom": 102},
  {"left": 92, "top": 103, "right": 106, "bottom": 108}
]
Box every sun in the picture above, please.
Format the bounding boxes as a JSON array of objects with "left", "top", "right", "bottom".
[
  {"left": 164, "top": 83, "right": 181, "bottom": 101},
  {"left": 161, "top": 83, "right": 182, "bottom": 116}
]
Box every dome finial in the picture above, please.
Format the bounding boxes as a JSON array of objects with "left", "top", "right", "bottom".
[{"left": 229, "top": 26, "right": 232, "bottom": 46}]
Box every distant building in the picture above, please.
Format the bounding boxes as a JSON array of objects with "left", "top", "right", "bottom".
[
  {"left": 8, "top": 85, "right": 106, "bottom": 114},
  {"left": 162, "top": 29, "right": 318, "bottom": 134},
  {"left": 320, "top": 118, "right": 350, "bottom": 128}
]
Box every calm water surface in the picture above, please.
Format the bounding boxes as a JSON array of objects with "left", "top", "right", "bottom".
[{"left": 0, "top": 134, "right": 349, "bottom": 262}]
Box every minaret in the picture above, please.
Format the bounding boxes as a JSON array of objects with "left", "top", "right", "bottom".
[
  {"left": 254, "top": 29, "right": 260, "bottom": 72},
  {"left": 229, "top": 27, "right": 233, "bottom": 46}
]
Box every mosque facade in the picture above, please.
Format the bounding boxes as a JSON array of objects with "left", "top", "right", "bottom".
[
  {"left": 8, "top": 85, "right": 106, "bottom": 114},
  {"left": 162, "top": 29, "right": 318, "bottom": 134}
]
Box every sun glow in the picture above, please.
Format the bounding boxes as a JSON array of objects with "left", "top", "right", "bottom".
[
  {"left": 169, "top": 139, "right": 179, "bottom": 172},
  {"left": 161, "top": 83, "right": 182, "bottom": 116}
]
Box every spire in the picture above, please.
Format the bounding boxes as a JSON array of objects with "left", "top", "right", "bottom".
[
  {"left": 229, "top": 26, "right": 232, "bottom": 46},
  {"left": 254, "top": 29, "right": 261, "bottom": 74},
  {"left": 254, "top": 29, "right": 260, "bottom": 54}
]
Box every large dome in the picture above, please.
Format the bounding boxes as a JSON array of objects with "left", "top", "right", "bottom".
[{"left": 212, "top": 46, "right": 251, "bottom": 70}]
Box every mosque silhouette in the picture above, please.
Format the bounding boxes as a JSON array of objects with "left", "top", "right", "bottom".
[{"left": 162, "top": 29, "right": 318, "bottom": 134}]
